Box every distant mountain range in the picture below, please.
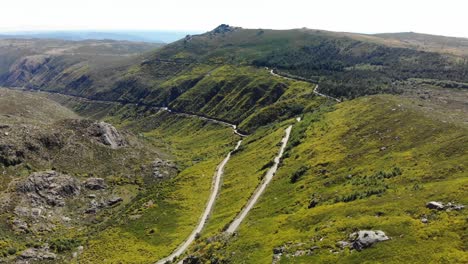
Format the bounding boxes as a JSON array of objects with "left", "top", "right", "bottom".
[{"left": 0, "top": 30, "right": 202, "bottom": 43}]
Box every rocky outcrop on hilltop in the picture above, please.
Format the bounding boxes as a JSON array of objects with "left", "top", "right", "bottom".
[{"left": 210, "top": 24, "right": 239, "bottom": 35}]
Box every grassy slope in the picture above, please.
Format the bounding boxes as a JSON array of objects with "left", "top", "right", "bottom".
[
  {"left": 188, "top": 95, "right": 467, "bottom": 263},
  {"left": 169, "top": 65, "right": 319, "bottom": 130},
  {"left": 202, "top": 123, "right": 289, "bottom": 236},
  {"left": 372, "top": 32, "right": 468, "bottom": 57},
  {"left": 3, "top": 27, "right": 467, "bottom": 120},
  {"left": 0, "top": 87, "right": 79, "bottom": 123},
  {"left": 0, "top": 89, "right": 244, "bottom": 263},
  {"left": 78, "top": 110, "right": 240, "bottom": 263}
]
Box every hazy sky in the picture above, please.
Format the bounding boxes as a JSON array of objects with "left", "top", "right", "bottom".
[{"left": 1, "top": 0, "right": 467, "bottom": 37}]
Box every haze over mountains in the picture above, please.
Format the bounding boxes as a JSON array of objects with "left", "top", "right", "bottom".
[
  {"left": 0, "top": 24, "right": 466, "bottom": 263},
  {"left": 0, "top": 30, "right": 202, "bottom": 43}
]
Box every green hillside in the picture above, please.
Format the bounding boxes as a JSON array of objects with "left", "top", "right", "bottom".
[
  {"left": 2, "top": 25, "right": 467, "bottom": 117},
  {"left": 186, "top": 95, "right": 468, "bottom": 264},
  {"left": 0, "top": 25, "right": 466, "bottom": 264}
]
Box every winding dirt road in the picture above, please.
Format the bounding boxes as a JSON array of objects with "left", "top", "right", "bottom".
[
  {"left": 159, "top": 107, "right": 248, "bottom": 137},
  {"left": 226, "top": 125, "right": 292, "bottom": 233},
  {"left": 269, "top": 69, "right": 341, "bottom": 102},
  {"left": 156, "top": 140, "right": 243, "bottom": 264}
]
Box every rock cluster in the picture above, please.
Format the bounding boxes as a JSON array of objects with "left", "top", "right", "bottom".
[
  {"left": 426, "top": 201, "right": 464, "bottom": 211},
  {"left": 85, "top": 196, "right": 123, "bottom": 214},
  {"left": 152, "top": 158, "right": 176, "bottom": 179},
  {"left": 16, "top": 171, "right": 81, "bottom": 207},
  {"left": 19, "top": 247, "right": 56, "bottom": 261},
  {"left": 272, "top": 242, "right": 319, "bottom": 263}
]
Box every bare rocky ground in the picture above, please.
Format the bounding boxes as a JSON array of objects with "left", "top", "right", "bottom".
[
  {"left": 0, "top": 88, "right": 176, "bottom": 263},
  {"left": 400, "top": 81, "right": 468, "bottom": 126}
]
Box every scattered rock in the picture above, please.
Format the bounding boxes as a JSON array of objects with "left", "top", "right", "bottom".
[
  {"left": 349, "top": 230, "right": 389, "bottom": 251},
  {"left": 445, "top": 202, "right": 465, "bottom": 211},
  {"left": 293, "top": 250, "right": 308, "bottom": 257},
  {"left": 272, "top": 242, "right": 317, "bottom": 263},
  {"left": 336, "top": 241, "right": 350, "bottom": 249},
  {"left": 308, "top": 198, "right": 319, "bottom": 208},
  {"left": 85, "top": 207, "right": 98, "bottom": 214},
  {"left": 375, "top": 211, "right": 385, "bottom": 217},
  {"left": 107, "top": 197, "right": 123, "bottom": 206},
  {"left": 20, "top": 248, "right": 56, "bottom": 260},
  {"left": 310, "top": 246, "right": 320, "bottom": 251},
  {"left": 14, "top": 206, "right": 30, "bottom": 217},
  {"left": 12, "top": 218, "right": 29, "bottom": 233},
  {"left": 426, "top": 201, "right": 444, "bottom": 210},
  {"left": 31, "top": 208, "right": 42, "bottom": 218},
  {"left": 273, "top": 246, "right": 284, "bottom": 254},
  {"left": 84, "top": 177, "right": 107, "bottom": 190},
  {"left": 183, "top": 255, "right": 201, "bottom": 264},
  {"left": 129, "top": 214, "right": 142, "bottom": 220},
  {"left": 421, "top": 217, "right": 428, "bottom": 224}
]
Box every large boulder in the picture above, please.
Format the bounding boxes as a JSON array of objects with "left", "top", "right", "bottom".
[
  {"left": 349, "top": 230, "right": 389, "bottom": 251},
  {"left": 426, "top": 201, "right": 445, "bottom": 210},
  {"left": 87, "top": 122, "right": 126, "bottom": 149}
]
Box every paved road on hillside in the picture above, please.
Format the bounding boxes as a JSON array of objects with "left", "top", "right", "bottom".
[
  {"left": 269, "top": 69, "right": 341, "bottom": 102},
  {"left": 156, "top": 140, "right": 243, "bottom": 264},
  {"left": 226, "top": 125, "right": 293, "bottom": 233}
]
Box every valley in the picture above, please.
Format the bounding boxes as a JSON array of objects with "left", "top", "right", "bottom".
[{"left": 0, "top": 24, "right": 466, "bottom": 264}]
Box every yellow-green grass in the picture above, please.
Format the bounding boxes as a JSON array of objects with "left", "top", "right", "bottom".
[
  {"left": 202, "top": 123, "right": 289, "bottom": 236},
  {"left": 79, "top": 112, "right": 240, "bottom": 263},
  {"left": 192, "top": 95, "right": 468, "bottom": 263}
]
